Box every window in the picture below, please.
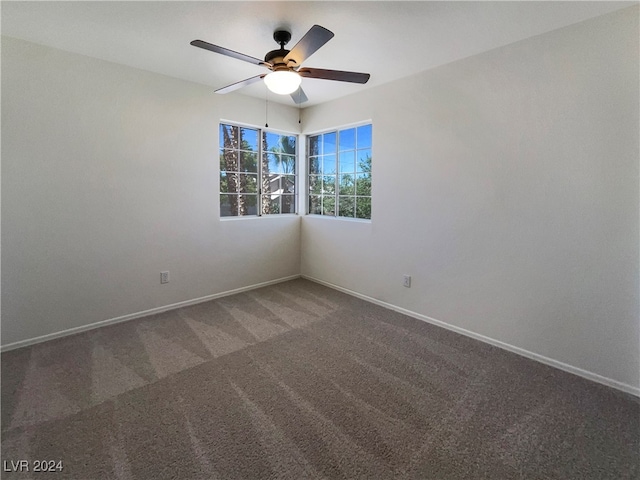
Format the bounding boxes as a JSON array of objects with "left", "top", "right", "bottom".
[
  {"left": 308, "top": 124, "right": 372, "bottom": 219},
  {"left": 219, "top": 123, "right": 297, "bottom": 217}
]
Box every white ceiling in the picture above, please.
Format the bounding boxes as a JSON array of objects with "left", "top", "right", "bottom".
[{"left": 1, "top": 1, "right": 633, "bottom": 107}]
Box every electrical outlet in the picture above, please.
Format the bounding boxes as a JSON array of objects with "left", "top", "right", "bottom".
[
  {"left": 160, "top": 271, "right": 169, "bottom": 284},
  {"left": 403, "top": 275, "right": 411, "bottom": 288}
]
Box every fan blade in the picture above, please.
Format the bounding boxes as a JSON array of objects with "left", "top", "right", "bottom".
[
  {"left": 283, "top": 25, "right": 334, "bottom": 66},
  {"left": 190, "top": 40, "right": 265, "bottom": 66},
  {"left": 298, "top": 67, "right": 370, "bottom": 84},
  {"left": 290, "top": 87, "right": 308, "bottom": 105},
  {"left": 215, "top": 74, "right": 265, "bottom": 94}
]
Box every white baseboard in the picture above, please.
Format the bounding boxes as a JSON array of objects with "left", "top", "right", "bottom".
[
  {"left": 0, "top": 275, "right": 301, "bottom": 353},
  {"left": 302, "top": 275, "right": 640, "bottom": 398},
  {"left": 4, "top": 273, "right": 638, "bottom": 398}
]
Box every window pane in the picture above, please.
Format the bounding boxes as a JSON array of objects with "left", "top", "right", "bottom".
[
  {"left": 264, "top": 132, "right": 295, "bottom": 154},
  {"left": 339, "top": 128, "right": 356, "bottom": 151},
  {"left": 280, "top": 136, "right": 296, "bottom": 155},
  {"left": 281, "top": 154, "right": 296, "bottom": 174},
  {"left": 338, "top": 196, "right": 355, "bottom": 217},
  {"left": 323, "top": 132, "right": 336, "bottom": 154},
  {"left": 264, "top": 173, "right": 281, "bottom": 194},
  {"left": 322, "top": 196, "right": 336, "bottom": 216},
  {"left": 219, "top": 149, "right": 226, "bottom": 171},
  {"left": 356, "top": 173, "right": 371, "bottom": 196},
  {"left": 356, "top": 197, "right": 371, "bottom": 219},
  {"left": 357, "top": 124, "right": 372, "bottom": 149},
  {"left": 263, "top": 195, "right": 280, "bottom": 214},
  {"left": 309, "top": 156, "right": 320, "bottom": 175},
  {"left": 220, "top": 124, "right": 238, "bottom": 148},
  {"left": 339, "top": 174, "right": 355, "bottom": 195},
  {"left": 283, "top": 175, "right": 295, "bottom": 194},
  {"left": 357, "top": 149, "right": 371, "bottom": 173},
  {"left": 272, "top": 154, "right": 294, "bottom": 174},
  {"left": 285, "top": 136, "right": 297, "bottom": 150},
  {"left": 281, "top": 195, "right": 296, "bottom": 214},
  {"left": 309, "top": 135, "right": 320, "bottom": 156},
  {"left": 322, "top": 175, "right": 336, "bottom": 195},
  {"left": 220, "top": 172, "right": 237, "bottom": 193},
  {"left": 220, "top": 150, "right": 238, "bottom": 172},
  {"left": 265, "top": 153, "right": 279, "bottom": 174},
  {"left": 239, "top": 174, "right": 257, "bottom": 194},
  {"left": 220, "top": 194, "right": 237, "bottom": 217},
  {"left": 339, "top": 151, "right": 355, "bottom": 173},
  {"left": 263, "top": 132, "right": 280, "bottom": 152},
  {"left": 323, "top": 154, "right": 336, "bottom": 175},
  {"left": 309, "top": 195, "right": 322, "bottom": 214},
  {"left": 240, "top": 128, "right": 258, "bottom": 151},
  {"left": 309, "top": 175, "right": 321, "bottom": 195},
  {"left": 243, "top": 194, "right": 258, "bottom": 216},
  {"left": 219, "top": 173, "right": 228, "bottom": 193},
  {"left": 240, "top": 151, "right": 258, "bottom": 172}
]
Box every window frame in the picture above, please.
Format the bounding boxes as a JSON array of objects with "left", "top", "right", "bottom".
[
  {"left": 219, "top": 122, "right": 299, "bottom": 218},
  {"left": 306, "top": 122, "right": 372, "bottom": 221}
]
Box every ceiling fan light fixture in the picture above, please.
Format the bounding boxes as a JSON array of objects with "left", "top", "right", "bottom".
[{"left": 264, "top": 71, "right": 302, "bottom": 95}]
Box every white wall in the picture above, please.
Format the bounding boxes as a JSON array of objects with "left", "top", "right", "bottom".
[
  {"left": 2, "top": 37, "right": 301, "bottom": 346},
  {"left": 301, "top": 7, "right": 639, "bottom": 391},
  {"left": 3, "top": 7, "right": 638, "bottom": 393}
]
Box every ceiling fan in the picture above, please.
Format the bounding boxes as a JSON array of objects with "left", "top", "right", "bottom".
[{"left": 190, "top": 25, "right": 370, "bottom": 104}]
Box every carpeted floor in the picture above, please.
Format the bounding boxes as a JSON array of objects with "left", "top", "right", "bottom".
[{"left": 1, "top": 278, "right": 638, "bottom": 479}]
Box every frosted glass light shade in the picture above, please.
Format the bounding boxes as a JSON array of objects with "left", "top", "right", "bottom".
[{"left": 264, "top": 71, "right": 302, "bottom": 95}]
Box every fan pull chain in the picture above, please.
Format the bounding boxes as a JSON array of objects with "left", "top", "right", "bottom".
[{"left": 265, "top": 88, "right": 269, "bottom": 128}]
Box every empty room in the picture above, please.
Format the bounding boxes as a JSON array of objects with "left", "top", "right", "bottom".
[{"left": 1, "top": 1, "right": 638, "bottom": 478}]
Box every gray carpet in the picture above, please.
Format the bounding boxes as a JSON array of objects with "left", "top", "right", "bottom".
[{"left": 1, "top": 278, "right": 638, "bottom": 479}]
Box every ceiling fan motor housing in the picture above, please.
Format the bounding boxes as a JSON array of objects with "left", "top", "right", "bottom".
[
  {"left": 265, "top": 30, "right": 294, "bottom": 68},
  {"left": 264, "top": 48, "right": 290, "bottom": 67}
]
